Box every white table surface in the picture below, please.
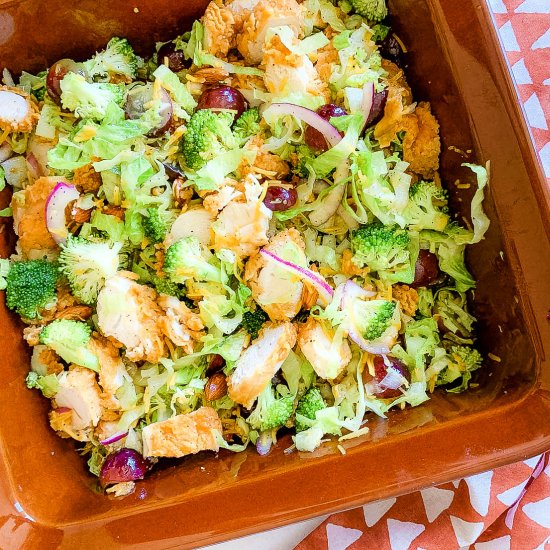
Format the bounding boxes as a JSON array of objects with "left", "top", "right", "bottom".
[{"left": 202, "top": 515, "right": 329, "bottom": 549}]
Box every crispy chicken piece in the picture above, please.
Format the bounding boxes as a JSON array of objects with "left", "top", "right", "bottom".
[
  {"left": 341, "top": 249, "right": 369, "bottom": 278},
  {"left": 96, "top": 274, "right": 166, "bottom": 363},
  {"left": 164, "top": 207, "right": 214, "bottom": 248},
  {"left": 392, "top": 284, "right": 419, "bottom": 317},
  {"left": 11, "top": 176, "right": 58, "bottom": 257},
  {"left": 374, "top": 60, "right": 415, "bottom": 149},
  {"left": 237, "top": 0, "right": 305, "bottom": 64},
  {"left": 297, "top": 317, "right": 351, "bottom": 380},
  {"left": 158, "top": 295, "right": 205, "bottom": 354},
  {"left": 88, "top": 335, "right": 131, "bottom": 411},
  {"left": 38, "top": 347, "right": 64, "bottom": 375},
  {"left": 262, "top": 35, "right": 329, "bottom": 101},
  {"left": 202, "top": 184, "right": 242, "bottom": 215},
  {"left": 23, "top": 326, "right": 42, "bottom": 346},
  {"left": 54, "top": 304, "right": 94, "bottom": 321},
  {"left": 0, "top": 86, "right": 39, "bottom": 134},
  {"left": 400, "top": 102, "right": 441, "bottom": 179},
  {"left": 73, "top": 162, "right": 102, "bottom": 194},
  {"left": 52, "top": 367, "right": 103, "bottom": 441},
  {"left": 212, "top": 175, "right": 272, "bottom": 258},
  {"left": 240, "top": 135, "right": 290, "bottom": 179},
  {"left": 202, "top": 0, "right": 237, "bottom": 59},
  {"left": 244, "top": 228, "right": 305, "bottom": 321},
  {"left": 315, "top": 40, "right": 339, "bottom": 83},
  {"left": 227, "top": 322, "right": 297, "bottom": 408},
  {"left": 142, "top": 406, "right": 222, "bottom": 458}
]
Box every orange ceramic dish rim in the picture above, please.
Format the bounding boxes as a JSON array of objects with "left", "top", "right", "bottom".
[{"left": 0, "top": 0, "right": 548, "bottom": 547}]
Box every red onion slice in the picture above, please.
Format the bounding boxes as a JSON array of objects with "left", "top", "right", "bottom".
[
  {"left": 259, "top": 248, "right": 334, "bottom": 306},
  {"left": 256, "top": 431, "right": 273, "bottom": 456},
  {"left": 378, "top": 365, "right": 406, "bottom": 390},
  {"left": 100, "top": 431, "right": 129, "bottom": 446},
  {"left": 265, "top": 103, "right": 342, "bottom": 148},
  {"left": 45, "top": 181, "right": 79, "bottom": 244},
  {"left": 360, "top": 82, "right": 374, "bottom": 131}
]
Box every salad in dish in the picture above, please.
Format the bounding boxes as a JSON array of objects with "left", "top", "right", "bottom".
[{"left": 0, "top": 0, "right": 490, "bottom": 496}]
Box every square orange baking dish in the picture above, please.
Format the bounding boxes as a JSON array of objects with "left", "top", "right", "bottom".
[{"left": 0, "top": 0, "right": 548, "bottom": 547}]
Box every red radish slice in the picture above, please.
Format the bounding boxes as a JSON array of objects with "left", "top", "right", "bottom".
[
  {"left": 53, "top": 407, "right": 72, "bottom": 414},
  {"left": 0, "top": 89, "right": 31, "bottom": 129},
  {"left": 100, "top": 431, "right": 129, "bottom": 446},
  {"left": 259, "top": 248, "right": 334, "bottom": 306},
  {"left": 264, "top": 103, "right": 343, "bottom": 148},
  {"left": 45, "top": 182, "right": 79, "bottom": 244}
]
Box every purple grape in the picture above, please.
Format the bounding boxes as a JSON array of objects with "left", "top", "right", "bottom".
[
  {"left": 304, "top": 104, "right": 347, "bottom": 152},
  {"left": 99, "top": 448, "right": 149, "bottom": 487},
  {"left": 196, "top": 86, "right": 247, "bottom": 118}
]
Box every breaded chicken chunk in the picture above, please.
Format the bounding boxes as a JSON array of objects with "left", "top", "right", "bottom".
[
  {"left": 96, "top": 274, "right": 166, "bottom": 363},
  {"left": 244, "top": 228, "right": 305, "bottom": 321},
  {"left": 0, "top": 86, "right": 39, "bottom": 134},
  {"left": 89, "top": 336, "right": 131, "bottom": 411},
  {"left": 297, "top": 317, "right": 351, "bottom": 380},
  {"left": 142, "top": 406, "right": 222, "bottom": 458},
  {"left": 52, "top": 367, "right": 103, "bottom": 441},
  {"left": 212, "top": 175, "right": 272, "bottom": 257},
  {"left": 202, "top": 0, "right": 237, "bottom": 59},
  {"left": 400, "top": 102, "right": 441, "bottom": 179},
  {"left": 11, "top": 176, "right": 59, "bottom": 257},
  {"left": 158, "top": 295, "right": 205, "bottom": 354},
  {"left": 392, "top": 284, "right": 419, "bottom": 317},
  {"left": 237, "top": 0, "right": 305, "bottom": 64},
  {"left": 228, "top": 322, "right": 297, "bottom": 408},
  {"left": 262, "top": 35, "right": 329, "bottom": 101}
]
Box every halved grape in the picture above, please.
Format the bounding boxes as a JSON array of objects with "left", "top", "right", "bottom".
[
  {"left": 411, "top": 249, "right": 440, "bottom": 288},
  {"left": 372, "top": 356, "right": 410, "bottom": 398},
  {"left": 263, "top": 186, "right": 298, "bottom": 211},
  {"left": 157, "top": 42, "right": 188, "bottom": 73},
  {"left": 196, "top": 86, "right": 247, "bottom": 118},
  {"left": 46, "top": 59, "right": 85, "bottom": 103},
  {"left": 124, "top": 83, "right": 173, "bottom": 137},
  {"left": 304, "top": 104, "right": 347, "bottom": 152},
  {"left": 365, "top": 89, "right": 388, "bottom": 127},
  {"left": 99, "top": 448, "right": 149, "bottom": 487}
]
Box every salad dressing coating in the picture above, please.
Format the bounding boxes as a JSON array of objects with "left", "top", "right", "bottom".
[{"left": 0, "top": 0, "right": 490, "bottom": 494}]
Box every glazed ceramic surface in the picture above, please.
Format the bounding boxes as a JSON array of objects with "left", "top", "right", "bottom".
[{"left": 0, "top": 0, "right": 548, "bottom": 547}]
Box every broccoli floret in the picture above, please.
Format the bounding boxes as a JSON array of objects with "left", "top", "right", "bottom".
[
  {"left": 25, "top": 372, "right": 60, "bottom": 398},
  {"left": 5, "top": 259, "right": 58, "bottom": 319},
  {"left": 451, "top": 346, "right": 483, "bottom": 371},
  {"left": 363, "top": 300, "right": 397, "bottom": 340},
  {"left": 241, "top": 308, "right": 268, "bottom": 340},
  {"left": 60, "top": 72, "right": 124, "bottom": 120},
  {"left": 163, "top": 236, "right": 221, "bottom": 284},
  {"left": 437, "top": 345, "right": 483, "bottom": 392},
  {"left": 18, "top": 70, "right": 47, "bottom": 102},
  {"left": 349, "top": 0, "right": 388, "bottom": 21},
  {"left": 84, "top": 37, "right": 141, "bottom": 82},
  {"left": 351, "top": 222, "right": 411, "bottom": 274},
  {"left": 295, "top": 388, "right": 326, "bottom": 432},
  {"left": 143, "top": 208, "right": 172, "bottom": 244},
  {"left": 58, "top": 235, "right": 121, "bottom": 305},
  {"left": 233, "top": 108, "right": 261, "bottom": 142},
  {"left": 39, "top": 319, "right": 99, "bottom": 371},
  {"left": 248, "top": 384, "right": 294, "bottom": 432},
  {"left": 402, "top": 181, "right": 450, "bottom": 231},
  {"left": 151, "top": 274, "right": 182, "bottom": 297},
  {"left": 181, "top": 110, "right": 237, "bottom": 170}
]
